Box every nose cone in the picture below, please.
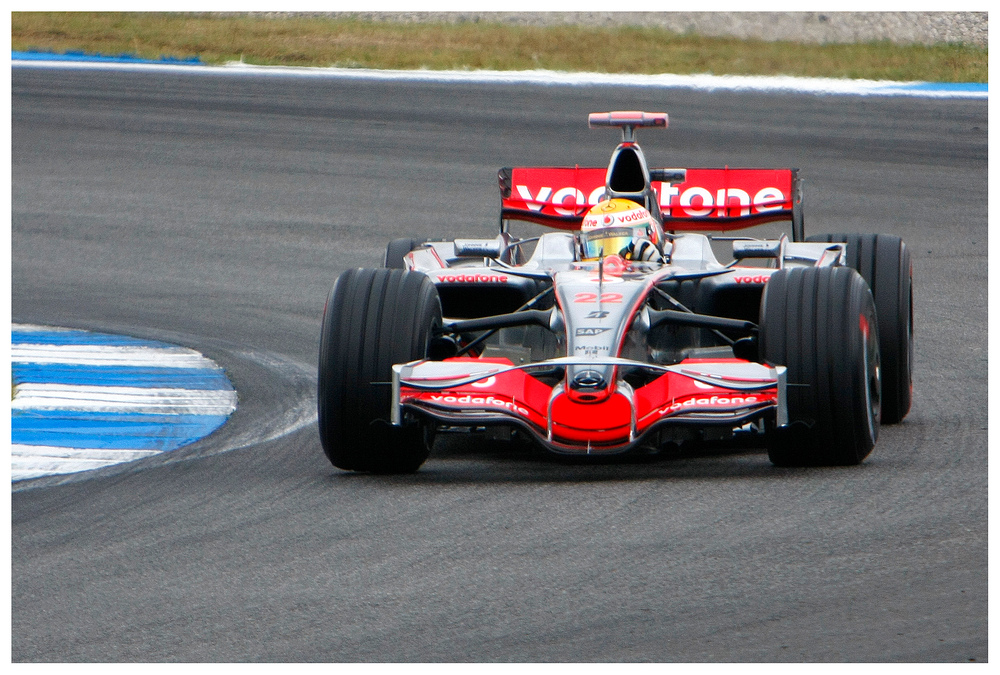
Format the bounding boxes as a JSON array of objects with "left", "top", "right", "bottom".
[
  {"left": 549, "top": 388, "right": 634, "bottom": 445},
  {"left": 567, "top": 369, "right": 613, "bottom": 403}
]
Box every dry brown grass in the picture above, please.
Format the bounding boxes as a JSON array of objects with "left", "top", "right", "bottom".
[{"left": 11, "top": 12, "right": 988, "bottom": 83}]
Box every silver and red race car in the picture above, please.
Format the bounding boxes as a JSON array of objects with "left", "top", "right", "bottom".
[{"left": 318, "top": 111, "right": 912, "bottom": 472}]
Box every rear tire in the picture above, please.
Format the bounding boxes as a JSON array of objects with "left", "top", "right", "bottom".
[
  {"left": 807, "top": 233, "right": 912, "bottom": 423},
  {"left": 318, "top": 268, "right": 441, "bottom": 473},
  {"left": 384, "top": 238, "right": 429, "bottom": 269},
  {"left": 760, "top": 266, "right": 881, "bottom": 466}
]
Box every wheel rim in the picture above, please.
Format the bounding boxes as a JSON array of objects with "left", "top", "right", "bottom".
[{"left": 861, "top": 312, "right": 882, "bottom": 439}]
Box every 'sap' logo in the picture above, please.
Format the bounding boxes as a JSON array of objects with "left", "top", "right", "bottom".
[{"left": 575, "top": 327, "right": 610, "bottom": 336}]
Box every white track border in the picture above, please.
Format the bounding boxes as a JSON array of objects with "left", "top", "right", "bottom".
[{"left": 11, "top": 58, "right": 988, "bottom": 99}]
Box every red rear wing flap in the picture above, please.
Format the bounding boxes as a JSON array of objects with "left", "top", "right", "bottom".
[{"left": 499, "top": 166, "right": 800, "bottom": 232}]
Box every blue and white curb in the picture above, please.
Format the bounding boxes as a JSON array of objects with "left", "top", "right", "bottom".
[
  {"left": 11, "top": 52, "right": 986, "bottom": 99},
  {"left": 11, "top": 324, "right": 237, "bottom": 482}
]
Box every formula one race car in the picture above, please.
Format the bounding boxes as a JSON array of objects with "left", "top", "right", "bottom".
[{"left": 318, "top": 111, "right": 912, "bottom": 472}]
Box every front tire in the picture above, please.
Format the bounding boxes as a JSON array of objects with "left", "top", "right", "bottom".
[
  {"left": 760, "top": 266, "right": 881, "bottom": 466},
  {"left": 318, "top": 268, "right": 441, "bottom": 473}
]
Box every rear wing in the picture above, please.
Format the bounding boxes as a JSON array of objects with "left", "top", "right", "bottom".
[{"left": 499, "top": 166, "right": 803, "bottom": 237}]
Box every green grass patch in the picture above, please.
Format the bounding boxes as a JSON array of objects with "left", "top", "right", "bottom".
[{"left": 12, "top": 12, "right": 988, "bottom": 83}]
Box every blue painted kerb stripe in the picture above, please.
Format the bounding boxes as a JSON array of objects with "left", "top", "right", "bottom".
[
  {"left": 13, "top": 50, "right": 202, "bottom": 65},
  {"left": 12, "top": 363, "right": 234, "bottom": 390},
  {"left": 14, "top": 330, "right": 190, "bottom": 347},
  {"left": 13, "top": 410, "right": 232, "bottom": 451},
  {"left": 893, "top": 81, "right": 987, "bottom": 93}
]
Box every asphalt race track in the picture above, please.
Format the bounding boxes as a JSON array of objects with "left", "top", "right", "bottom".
[{"left": 12, "top": 67, "right": 987, "bottom": 662}]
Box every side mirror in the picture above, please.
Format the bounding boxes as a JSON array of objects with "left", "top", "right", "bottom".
[{"left": 454, "top": 239, "right": 503, "bottom": 258}]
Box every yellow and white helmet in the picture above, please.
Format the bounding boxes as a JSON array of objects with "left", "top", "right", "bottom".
[{"left": 579, "top": 199, "right": 660, "bottom": 261}]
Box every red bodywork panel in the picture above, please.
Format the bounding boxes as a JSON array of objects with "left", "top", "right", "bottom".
[{"left": 501, "top": 166, "right": 797, "bottom": 231}]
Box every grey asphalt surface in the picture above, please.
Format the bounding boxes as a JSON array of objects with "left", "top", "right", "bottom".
[{"left": 11, "top": 67, "right": 987, "bottom": 662}]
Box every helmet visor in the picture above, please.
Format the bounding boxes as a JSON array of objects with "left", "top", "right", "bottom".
[{"left": 580, "top": 227, "right": 637, "bottom": 260}]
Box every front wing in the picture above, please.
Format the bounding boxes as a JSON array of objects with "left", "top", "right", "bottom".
[{"left": 393, "top": 356, "right": 787, "bottom": 454}]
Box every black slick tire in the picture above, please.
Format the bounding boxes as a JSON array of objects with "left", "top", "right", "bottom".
[
  {"left": 318, "top": 268, "right": 441, "bottom": 473},
  {"left": 384, "top": 238, "right": 429, "bottom": 269},
  {"left": 760, "top": 266, "right": 881, "bottom": 466},
  {"left": 807, "top": 233, "right": 913, "bottom": 423}
]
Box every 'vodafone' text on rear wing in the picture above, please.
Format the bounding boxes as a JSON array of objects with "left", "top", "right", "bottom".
[{"left": 499, "top": 166, "right": 804, "bottom": 238}]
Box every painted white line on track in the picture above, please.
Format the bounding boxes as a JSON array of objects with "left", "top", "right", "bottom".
[
  {"left": 14, "top": 465, "right": 128, "bottom": 482},
  {"left": 11, "top": 324, "right": 77, "bottom": 332},
  {"left": 12, "top": 445, "right": 162, "bottom": 461},
  {"left": 11, "top": 58, "right": 987, "bottom": 99},
  {"left": 13, "top": 343, "right": 216, "bottom": 367},
  {"left": 12, "top": 383, "right": 238, "bottom": 414},
  {"left": 12, "top": 445, "right": 165, "bottom": 482}
]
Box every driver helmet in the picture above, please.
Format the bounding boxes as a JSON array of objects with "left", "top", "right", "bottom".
[{"left": 579, "top": 198, "right": 659, "bottom": 261}]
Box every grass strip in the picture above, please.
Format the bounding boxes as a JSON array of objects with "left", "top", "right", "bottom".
[{"left": 12, "top": 12, "right": 988, "bottom": 83}]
